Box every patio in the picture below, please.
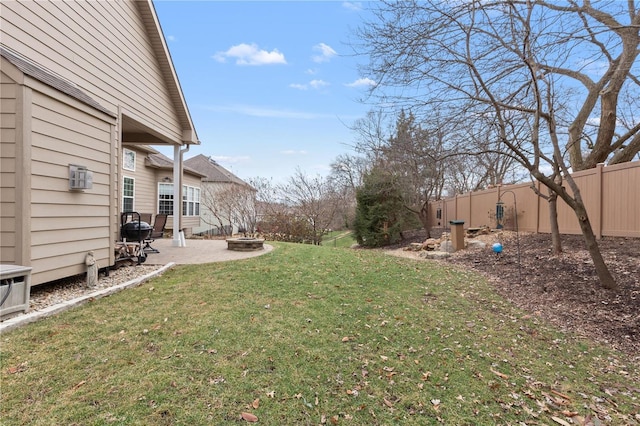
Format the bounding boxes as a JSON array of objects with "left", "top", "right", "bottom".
[{"left": 141, "top": 237, "right": 273, "bottom": 265}]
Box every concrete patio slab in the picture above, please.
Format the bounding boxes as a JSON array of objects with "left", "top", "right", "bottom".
[{"left": 143, "top": 238, "right": 273, "bottom": 265}]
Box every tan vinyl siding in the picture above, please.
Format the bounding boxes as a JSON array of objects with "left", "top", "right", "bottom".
[
  {"left": 0, "top": 73, "right": 18, "bottom": 264},
  {"left": 29, "top": 90, "right": 114, "bottom": 285},
  {"left": 1, "top": 1, "right": 183, "bottom": 143},
  {"left": 180, "top": 173, "right": 202, "bottom": 231},
  {"left": 121, "top": 147, "right": 158, "bottom": 215}
]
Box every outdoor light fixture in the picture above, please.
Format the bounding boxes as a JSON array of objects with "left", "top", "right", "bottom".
[{"left": 69, "top": 164, "right": 93, "bottom": 190}]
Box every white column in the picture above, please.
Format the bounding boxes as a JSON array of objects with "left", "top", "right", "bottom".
[{"left": 172, "top": 145, "right": 182, "bottom": 247}]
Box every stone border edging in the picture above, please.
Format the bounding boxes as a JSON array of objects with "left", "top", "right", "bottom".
[{"left": 0, "top": 262, "right": 176, "bottom": 333}]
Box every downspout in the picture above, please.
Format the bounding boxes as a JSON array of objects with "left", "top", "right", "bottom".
[{"left": 172, "top": 143, "right": 190, "bottom": 247}]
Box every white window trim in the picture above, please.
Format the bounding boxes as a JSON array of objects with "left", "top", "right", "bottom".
[
  {"left": 158, "top": 182, "right": 174, "bottom": 216},
  {"left": 123, "top": 176, "right": 135, "bottom": 212}
]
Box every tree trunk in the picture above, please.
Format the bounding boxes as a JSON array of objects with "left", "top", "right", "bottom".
[
  {"left": 547, "top": 189, "right": 562, "bottom": 255},
  {"left": 574, "top": 204, "right": 618, "bottom": 290},
  {"left": 418, "top": 202, "right": 431, "bottom": 239}
]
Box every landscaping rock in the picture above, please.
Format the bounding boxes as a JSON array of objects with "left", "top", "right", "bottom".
[
  {"left": 419, "top": 251, "right": 451, "bottom": 259},
  {"left": 439, "top": 240, "right": 455, "bottom": 253},
  {"left": 421, "top": 238, "right": 439, "bottom": 251},
  {"left": 466, "top": 240, "right": 487, "bottom": 250}
]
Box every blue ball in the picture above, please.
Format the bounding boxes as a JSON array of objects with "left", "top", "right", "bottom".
[{"left": 492, "top": 242, "right": 503, "bottom": 253}]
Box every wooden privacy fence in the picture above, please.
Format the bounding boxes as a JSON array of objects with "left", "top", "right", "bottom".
[{"left": 428, "top": 160, "right": 640, "bottom": 238}]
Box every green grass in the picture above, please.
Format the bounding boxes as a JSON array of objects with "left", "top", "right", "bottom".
[
  {"left": 1, "top": 243, "right": 638, "bottom": 425},
  {"left": 321, "top": 230, "right": 355, "bottom": 248}
]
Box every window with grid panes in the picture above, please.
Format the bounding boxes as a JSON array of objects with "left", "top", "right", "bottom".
[{"left": 123, "top": 177, "right": 134, "bottom": 212}]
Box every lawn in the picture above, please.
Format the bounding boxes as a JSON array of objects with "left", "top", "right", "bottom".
[
  {"left": 1, "top": 242, "right": 638, "bottom": 425},
  {"left": 321, "top": 230, "right": 355, "bottom": 248}
]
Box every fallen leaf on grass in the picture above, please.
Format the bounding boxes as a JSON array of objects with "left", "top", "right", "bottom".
[
  {"left": 241, "top": 412, "right": 258, "bottom": 422},
  {"left": 341, "top": 336, "right": 350, "bottom": 342},
  {"left": 383, "top": 398, "right": 394, "bottom": 408},
  {"left": 490, "top": 368, "right": 509, "bottom": 379},
  {"left": 266, "top": 391, "right": 275, "bottom": 398},
  {"left": 252, "top": 398, "right": 260, "bottom": 409},
  {"left": 431, "top": 399, "right": 441, "bottom": 411},
  {"left": 551, "top": 416, "right": 571, "bottom": 426},
  {"left": 7, "top": 363, "right": 27, "bottom": 374},
  {"left": 551, "top": 389, "right": 572, "bottom": 401}
]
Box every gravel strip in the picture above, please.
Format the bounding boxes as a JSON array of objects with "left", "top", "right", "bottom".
[{"left": 27, "top": 264, "right": 165, "bottom": 313}]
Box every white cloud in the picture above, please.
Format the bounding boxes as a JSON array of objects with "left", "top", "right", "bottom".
[
  {"left": 342, "top": 2, "right": 363, "bottom": 12},
  {"left": 309, "top": 79, "right": 330, "bottom": 89},
  {"left": 213, "top": 43, "right": 287, "bottom": 66},
  {"left": 312, "top": 43, "right": 337, "bottom": 63},
  {"left": 289, "top": 79, "right": 330, "bottom": 91},
  {"left": 281, "top": 150, "right": 308, "bottom": 155},
  {"left": 166, "top": 35, "right": 176, "bottom": 42},
  {"left": 345, "top": 77, "right": 377, "bottom": 88},
  {"left": 202, "top": 104, "right": 324, "bottom": 119},
  {"left": 210, "top": 155, "right": 251, "bottom": 164},
  {"left": 305, "top": 68, "right": 317, "bottom": 75}
]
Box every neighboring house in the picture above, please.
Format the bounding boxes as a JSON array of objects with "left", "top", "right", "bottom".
[
  {"left": 0, "top": 1, "right": 200, "bottom": 286},
  {"left": 184, "top": 154, "right": 256, "bottom": 236},
  {"left": 135, "top": 148, "right": 205, "bottom": 235}
]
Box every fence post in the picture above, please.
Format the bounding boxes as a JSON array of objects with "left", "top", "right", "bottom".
[
  {"left": 595, "top": 163, "right": 604, "bottom": 240},
  {"left": 469, "top": 192, "right": 473, "bottom": 227},
  {"left": 536, "top": 180, "right": 541, "bottom": 234}
]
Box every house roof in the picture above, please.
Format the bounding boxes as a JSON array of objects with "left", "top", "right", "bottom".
[
  {"left": 139, "top": 0, "right": 199, "bottom": 145},
  {"left": 0, "top": 46, "right": 115, "bottom": 117},
  {"left": 184, "top": 154, "right": 253, "bottom": 188},
  {"left": 145, "top": 152, "right": 206, "bottom": 178}
]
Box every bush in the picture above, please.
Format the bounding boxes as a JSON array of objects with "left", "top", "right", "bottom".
[{"left": 353, "top": 170, "right": 408, "bottom": 247}]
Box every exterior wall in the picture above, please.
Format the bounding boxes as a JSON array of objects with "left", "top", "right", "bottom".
[
  {"left": 28, "top": 88, "right": 115, "bottom": 285},
  {"left": 120, "top": 146, "right": 158, "bottom": 215},
  {"left": 0, "top": 72, "right": 19, "bottom": 265},
  {"left": 0, "top": 1, "right": 183, "bottom": 144},
  {"left": 430, "top": 161, "right": 640, "bottom": 238},
  {"left": 178, "top": 173, "right": 202, "bottom": 233},
  {"left": 120, "top": 147, "right": 201, "bottom": 234},
  {"left": 195, "top": 181, "right": 234, "bottom": 235}
]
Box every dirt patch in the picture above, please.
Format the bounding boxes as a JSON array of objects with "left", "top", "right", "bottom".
[{"left": 384, "top": 230, "right": 640, "bottom": 357}]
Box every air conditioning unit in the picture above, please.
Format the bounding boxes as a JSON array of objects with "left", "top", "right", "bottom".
[
  {"left": 69, "top": 164, "right": 93, "bottom": 190},
  {"left": 0, "top": 264, "right": 32, "bottom": 318}
]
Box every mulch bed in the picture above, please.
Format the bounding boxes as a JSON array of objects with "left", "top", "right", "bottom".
[{"left": 393, "top": 229, "right": 640, "bottom": 357}]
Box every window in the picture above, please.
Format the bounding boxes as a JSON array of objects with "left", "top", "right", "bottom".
[
  {"left": 123, "top": 177, "right": 134, "bottom": 212},
  {"left": 123, "top": 148, "right": 136, "bottom": 171},
  {"left": 157, "top": 183, "right": 200, "bottom": 217},
  {"left": 183, "top": 185, "right": 200, "bottom": 216},
  {"left": 158, "top": 183, "right": 173, "bottom": 215}
]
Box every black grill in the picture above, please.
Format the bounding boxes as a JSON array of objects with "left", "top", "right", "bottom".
[{"left": 121, "top": 221, "right": 152, "bottom": 241}]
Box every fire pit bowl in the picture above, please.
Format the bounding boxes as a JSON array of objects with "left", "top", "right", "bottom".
[
  {"left": 121, "top": 221, "right": 152, "bottom": 241},
  {"left": 226, "top": 237, "right": 265, "bottom": 251}
]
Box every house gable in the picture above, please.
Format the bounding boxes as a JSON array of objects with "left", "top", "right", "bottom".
[{"left": 0, "top": 0, "right": 198, "bottom": 146}]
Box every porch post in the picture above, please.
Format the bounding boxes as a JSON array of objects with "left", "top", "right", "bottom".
[{"left": 172, "top": 145, "right": 182, "bottom": 247}]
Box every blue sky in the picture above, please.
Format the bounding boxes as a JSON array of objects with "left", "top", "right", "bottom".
[{"left": 153, "top": 1, "right": 375, "bottom": 183}]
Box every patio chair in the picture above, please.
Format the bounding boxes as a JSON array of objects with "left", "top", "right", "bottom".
[
  {"left": 139, "top": 213, "right": 152, "bottom": 224},
  {"left": 143, "top": 213, "right": 167, "bottom": 253}
]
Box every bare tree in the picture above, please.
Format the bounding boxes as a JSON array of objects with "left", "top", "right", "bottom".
[
  {"left": 329, "top": 153, "right": 369, "bottom": 229},
  {"left": 200, "top": 182, "right": 257, "bottom": 236},
  {"left": 356, "top": 0, "right": 640, "bottom": 290},
  {"left": 278, "top": 168, "right": 341, "bottom": 245}
]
